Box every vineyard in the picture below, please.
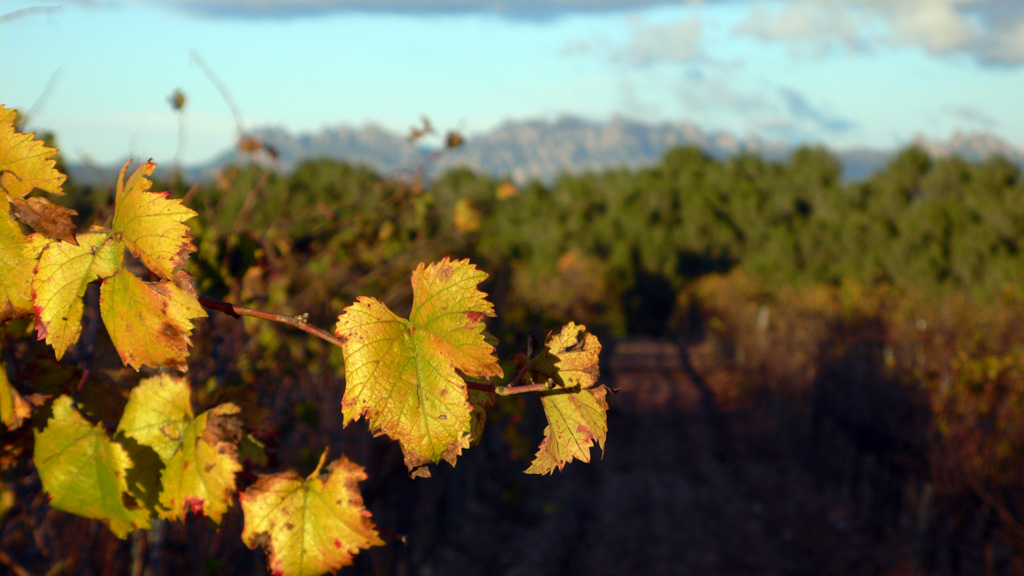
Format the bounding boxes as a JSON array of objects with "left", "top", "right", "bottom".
[{"left": 3, "top": 98, "right": 1024, "bottom": 575}]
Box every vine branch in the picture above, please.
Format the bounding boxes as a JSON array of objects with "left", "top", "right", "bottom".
[
  {"left": 465, "top": 380, "right": 554, "bottom": 396},
  {"left": 198, "top": 296, "right": 555, "bottom": 396},
  {"left": 464, "top": 356, "right": 553, "bottom": 396},
  {"left": 198, "top": 296, "right": 346, "bottom": 349}
]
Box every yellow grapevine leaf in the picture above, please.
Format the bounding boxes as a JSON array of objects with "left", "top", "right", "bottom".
[
  {"left": 0, "top": 212, "right": 49, "bottom": 322},
  {"left": 34, "top": 396, "right": 152, "bottom": 538},
  {"left": 32, "top": 231, "right": 120, "bottom": 359},
  {"left": 0, "top": 105, "right": 66, "bottom": 201},
  {"left": 117, "top": 374, "right": 242, "bottom": 524},
  {"left": 240, "top": 453, "right": 383, "bottom": 576},
  {"left": 112, "top": 161, "right": 197, "bottom": 280},
  {"left": 99, "top": 269, "right": 206, "bottom": 371},
  {"left": 526, "top": 322, "right": 609, "bottom": 475},
  {"left": 335, "top": 258, "right": 502, "bottom": 476},
  {"left": 1, "top": 360, "right": 31, "bottom": 429}
]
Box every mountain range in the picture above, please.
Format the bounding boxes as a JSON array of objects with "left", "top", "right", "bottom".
[{"left": 66, "top": 116, "right": 1024, "bottom": 187}]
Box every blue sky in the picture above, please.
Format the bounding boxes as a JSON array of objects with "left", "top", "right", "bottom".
[{"left": 2, "top": 0, "right": 1022, "bottom": 165}]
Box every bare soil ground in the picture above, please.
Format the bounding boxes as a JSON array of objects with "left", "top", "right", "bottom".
[{"left": 415, "top": 338, "right": 911, "bottom": 576}]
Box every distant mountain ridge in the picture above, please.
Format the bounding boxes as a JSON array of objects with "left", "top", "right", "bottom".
[
  {"left": 66, "top": 116, "right": 1024, "bottom": 187},
  {"left": 429, "top": 116, "right": 793, "bottom": 183}
]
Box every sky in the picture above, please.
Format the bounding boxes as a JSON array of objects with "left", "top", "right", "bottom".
[{"left": 1, "top": 0, "right": 1022, "bottom": 165}]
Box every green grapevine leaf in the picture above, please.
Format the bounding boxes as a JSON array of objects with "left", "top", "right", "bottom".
[
  {"left": 99, "top": 268, "right": 206, "bottom": 372},
  {"left": 117, "top": 374, "right": 242, "bottom": 523},
  {"left": 526, "top": 322, "right": 609, "bottom": 475},
  {"left": 1, "top": 360, "right": 30, "bottom": 429},
  {"left": 111, "top": 161, "right": 197, "bottom": 280},
  {"left": 34, "top": 396, "right": 152, "bottom": 538},
  {"left": 240, "top": 453, "right": 383, "bottom": 576},
  {"left": 0, "top": 211, "right": 48, "bottom": 322},
  {"left": 32, "top": 231, "right": 121, "bottom": 359},
  {"left": 334, "top": 258, "right": 502, "bottom": 476},
  {"left": 0, "top": 105, "right": 74, "bottom": 243}
]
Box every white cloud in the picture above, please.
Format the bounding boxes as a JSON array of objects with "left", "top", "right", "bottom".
[
  {"left": 734, "top": 2, "right": 865, "bottom": 56},
  {"left": 123, "top": 0, "right": 1024, "bottom": 65},
  {"left": 733, "top": 0, "right": 1024, "bottom": 65},
  {"left": 617, "top": 16, "right": 704, "bottom": 65},
  {"left": 876, "top": 0, "right": 978, "bottom": 53}
]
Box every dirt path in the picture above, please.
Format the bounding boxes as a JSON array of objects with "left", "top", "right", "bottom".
[{"left": 424, "top": 338, "right": 905, "bottom": 576}]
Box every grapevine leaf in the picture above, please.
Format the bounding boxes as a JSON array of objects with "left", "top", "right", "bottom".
[
  {"left": 9, "top": 196, "right": 78, "bottom": 246},
  {"left": 117, "top": 374, "right": 242, "bottom": 523},
  {"left": 526, "top": 322, "right": 609, "bottom": 475},
  {"left": 240, "top": 454, "right": 384, "bottom": 576},
  {"left": 0, "top": 211, "right": 48, "bottom": 322},
  {"left": 335, "top": 258, "right": 502, "bottom": 476},
  {"left": 111, "top": 161, "right": 197, "bottom": 280},
  {"left": 32, "top": 231, "right": 121, "bottom": 359},
  {"left": 34, "top": 396, "right": 152, "bottom": 538},
  {"left": 1, "top": 360, "right": 31, "bottom": 429},
  {"left": 99, "top": 268, "right": 206, "bottom": 372},
  {"left": 0, "top": 105, "right": 66, "bottom": 200}
]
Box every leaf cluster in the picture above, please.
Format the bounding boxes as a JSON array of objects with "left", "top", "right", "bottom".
[{"left": 1, "top": 106, "right": 611, "bottom": 575}]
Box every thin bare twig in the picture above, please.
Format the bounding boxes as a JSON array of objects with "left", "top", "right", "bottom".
[
  {"left": 189, "top": 50, "right": 246, "bottom": 136},
  {"left": 466, "top": 380, "right": 556, "bottom": 396},
  {"left": 464, "top": 357, "right": 551, "bottom": 396},
  {"left": 26, "top": 67, "right": 63, "bottom": 121},
  {"left": 198, "top": 295, "right": 346, "bottom": 349}
]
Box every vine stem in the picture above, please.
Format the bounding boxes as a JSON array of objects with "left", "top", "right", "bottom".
[
  {"left": 464, "top": 357, "right": 554, "bottom": 396},
  {"left": 197, "top": 296, "right": 347, "bottom": 349},
  {"left": 198, "top": 295, "right": 552, "bottom": 396}
]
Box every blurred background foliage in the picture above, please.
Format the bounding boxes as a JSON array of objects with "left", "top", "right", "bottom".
[{"left": 50, "top": 140, "right": 1024, "bottom": 341}]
